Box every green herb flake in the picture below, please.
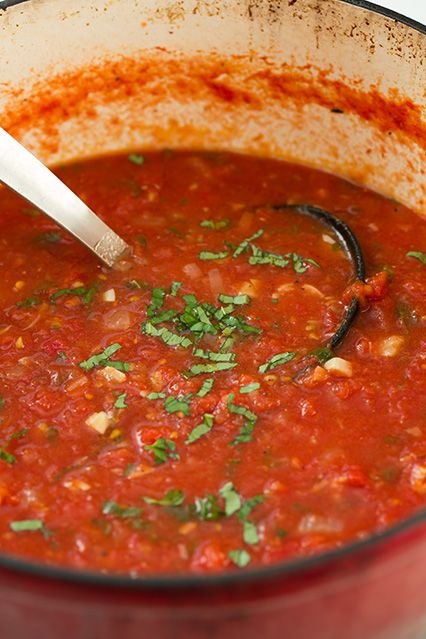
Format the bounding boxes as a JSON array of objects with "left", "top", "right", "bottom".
[
  {"left": 196, "top": 378, "right": 214, "bottom": 397},
  {"left": 142, "top": 322, "right": 192, "bottom": 349},
  {"left": 218, "top": 293, "right": 251, "bottom": 306},
  {"left": 186, "top": 413, "right": 214, "bottom": 444},
  {"left": 231, "top": 421, "right": 256, "bottom": 446},
  {"left": 192, "top": 348, "right": 236, "bottom": 363},
  {"left": 242, "top": 520, "right": 259, "bottom": 545},
  {"left": 16, "top": 296, "right": 41, "bottom": 309},
  {"left": 183, "top": 361, "right": 237, "bottom": 377},
  {"left": 127, "top": 279, "right": 149, "bottom": 290},
  {"left": 145, "top": 437, "right": 180, "bottom": 464},
  {"left": 114, "top": 393, "right": 128, "bottom": 409},
  {"left": 50, "top": 285, "right": 97, "bottom": 305},
  {"left": 164, "top": 395, "right": 192, "bottom": 416},
  {"left": 0, "top": 449, "right": 16, "bottom": 465},
  {"left": 407, "top": 251, "right": 426, "bottom": 266},
  {"left": 228, "top": 549, "right": 251, "bottom": 568},
  {"left": 102, "top": 501, "right": 142, "bottom": 519},
  {"left": 38, "top": 231, "right": 61, "bottom": 244},
  {"left": 147, "top": 391, "right": 166, "bottom": 400},
  {"left": 10, "top": 519, "right": 44, "bottom": 533},
  {"left": 200, "top": 219, "right": 230, "bottom": 230},
  {"left": 310, "top": 347, "right": 334, "bottom": 365},
  {"left": 170, "top": 281, "right": 182, "bottom": 296},
  {"left": 227, "top": 393, "right": 257, "bottom": 422},
  {"left": 194, "top": 494, "right": 223, "bottom": 521},
  {"left": 239, "top": 382, "right": 260, "bottom": 394},
  {"left": 143, "top": 489, "right": 185, "bottom": 507},
  {"left": 233, "top": 229, "right": 264, "bottom": 258},
  {"left": 199, "top": 250, "right": 229, "bottom": 261},
  {"left": 79, "top": 343, "right": 130, "bottom": 372},
  {"left": 219, "top": 482, "right": 241, "bottom": 517},
  {"left": 147, "top": 287, "right": 166, "bottom": 318},
  {"left": 128, "top": 153, "right": 145, "bottom": 166},
  {"left": 258, "top": 351, "right": 297, "bottom": 374}
]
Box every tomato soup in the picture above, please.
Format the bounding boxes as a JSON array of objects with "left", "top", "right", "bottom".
[{"left": 0, "top": 150, "right": 425, "bottom": 575}]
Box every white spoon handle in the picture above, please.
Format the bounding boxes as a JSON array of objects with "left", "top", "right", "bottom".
[{"left": 0, "top": 127, "right": 129, "bottom": 266}]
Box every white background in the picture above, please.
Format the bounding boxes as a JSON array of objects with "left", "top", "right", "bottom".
[{"left": 374, "top": 0, "right": 426, "bottom": 24}]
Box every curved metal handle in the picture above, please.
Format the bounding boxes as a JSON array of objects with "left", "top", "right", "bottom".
[{"left": 0, "top": 127, "right": 129, "bottom": 266}]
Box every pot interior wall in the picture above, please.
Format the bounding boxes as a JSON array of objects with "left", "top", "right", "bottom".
[{"left": 0, "top": 0, "right": 425, "bottom": 214}]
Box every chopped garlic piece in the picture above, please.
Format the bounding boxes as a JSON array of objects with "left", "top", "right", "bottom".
[
  {"left": 410, "top": 464, "right": 426, "bottom": 495},
  {"left": 85, "top": 411, "right": 111, "bottom": 434},
  {"left": 379, "top": 335, "right": 405, "bottom": 358},
  {"left": 102, "top": 288, "right": 116, "bottom": 302},
  {"left": 238, "top": 279, "right": 262, "bottom": 298},
  {"left": 324, "top": 357, "right": 353, "bottom": 377},
  {"left": 15, "top": 336, "right": 24, "bottom": 349},
  {"left": 98, "top": 366, "right": 127, "bottom": 384}
]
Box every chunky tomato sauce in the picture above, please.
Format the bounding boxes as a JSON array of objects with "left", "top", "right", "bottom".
[{"left": 0, "top": 151, "right": 425, "bottom": 575}]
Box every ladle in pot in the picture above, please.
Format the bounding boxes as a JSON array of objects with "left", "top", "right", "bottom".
[{"left": 0, "top": 127, "right": 129, "bottom": 267}]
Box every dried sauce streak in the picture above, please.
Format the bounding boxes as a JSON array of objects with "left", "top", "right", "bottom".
[{"left": 0, "top": 150, "right": 425, "bottom": 575}]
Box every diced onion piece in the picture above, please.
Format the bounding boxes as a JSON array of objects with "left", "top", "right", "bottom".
[
  {"left": 301, "top": 284, "right": 324, "bottom": 298},
  {"left": 378, "top": 335, "right": 405, "bottom": 358},
  {"left": 208, "top": 268, "right": 224, "bottom": 297},
  {"left": 276, "top": 283, "right": 294, "bottom": 295},
  {"left": 67, "top": 375, "right": 88, "bottom": 392},
  {"left": 183, "top": 262, "right": 203, "bottom": 280},
  {"left": 103, "top": 308, "right": 131, "bottom": 330},
  {"left": 322, "top": 233, "right": 336, "bottom": 245},
  {"left": 238, "top": 278, "right": 261, "bottom": 298},
  {"left": 98, "top": 366, "right": 127, "bottom": 384},
  {"left": 324, "top": 357, "right": 353, "bottom": 377},
  {"left": 410, "top": 464, "right": 426, "bottom": 495},
  {"left": 298, "top": 514, "right": 343, "bottom": 534},
  {"left": 102, "top": 288, "right": 116, "bottom": 302},
  {"left": 85, "top": 411, "right": 111, "bottom": 435}
]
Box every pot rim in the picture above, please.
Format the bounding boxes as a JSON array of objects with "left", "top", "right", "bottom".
[{"left": 0, "top": 0, "right": 424, "bottom": 592}]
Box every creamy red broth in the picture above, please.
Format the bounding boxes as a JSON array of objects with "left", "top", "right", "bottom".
[{"left": 0, "top": 150, "right": 425, "bottom": 575}]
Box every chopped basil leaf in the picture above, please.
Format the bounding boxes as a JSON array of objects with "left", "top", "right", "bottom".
[
  {"left": 239, "top": 382, "right": 260, "bottom": 394},
  {"left": 233, "top": 229, "right": 264, "bottom": 258},
  {"left": 10, "top": 428, "right": 29, "bottom": 441},
  {"left": 147, "top": 287, "right": 166, "bottom": 318},
  {"left": 114, "top": 393, "right": 128, "bottom": 409},
  {"left": 0, "top": 449, "right": 16, "bottom": 465},
  {"left": 227, "top": 393, "right": 257, "bottom": 422},
  {"left": 193, "top": 494, "right": 223, "bottom": 520},
  {"left": 231, "top": 420, "right": 256, "bottom": 446},
  {"left": 128, "top": 153, "right": 145, "bottom": 165},
  {"left": 238, "top": 495, "right": 264, "bottom": 521},
  {"left": 147, "top": 391, "right": 166, "bottom": 400},
  {"left": 16, "top": 296, "right": 41, "bottom": 309},
  {"left": 242, "top": 520, "right": 259, "bottom": 545},
  {"left": 228, "top": 549, "right": 251, "bottom": 567},
  {"left": 50, "top": 285, "right": 96, "bottom": 305},
  {"left": 79, "top": 343, "right": 130, "bottom": 372},
  {"left": 407, "top": 251, "right": 426, "bottom": 266},
  {"left": 186, "top": 413, "right": 214, "bottom": 444},
  {"left": 219, "top": 482, "right": 241, "bottom": 516},
  {"left": 258, "top": 351, "right": 297, "bottom": 374},
  {"left": 102, "top": 501, "right": 142, "bottom": 518},
  {"left": 183, "top": 361, "right": 237, "bottom": 377},
  {"left": 218, "top": 293, "right": 251, "bottom": 305},
  {"left": 123, "top": 462, "right": 138, "bottom": 478},
  {"left": 10, "top": 519, "right": 44, "bottom": 532},
  {"left": 199, "top": 250, "right": 229, "bottom": 261},
  {"left": 143, "top": 489, "right": 185, "bottom": 507},
  {"left": 142, "top": 322, "right": 192, "bottom": 349},
  {"left": 148, "top": 309, "right": 178, "bottom": 325},
  {"left": 146, "top": 392, "right": 166, "bottom": 399},
  {"left": 196, "top": 378, "right": 214, "bottom": 397},
  {"left": 193, "top": 348, "right": 236, "bottom": 363},
  {"left": 200, "top": 219, "right": 230, "bottom": 230},
  {"left": 170, "top": 281, "right": 182, "bottom": 296},
  {"left": 310, "top": 347, "right": 334, "bottom": 364},
  {"left": 164, "top": 395, "right": 192, "bottom": 416},
  {"left": 144, "top": 437, "right": 180, "bottom": 464}
]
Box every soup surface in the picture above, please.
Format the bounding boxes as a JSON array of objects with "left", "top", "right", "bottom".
[{"left": 0, "top": 151, "right": 425, "bottom": 575}]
